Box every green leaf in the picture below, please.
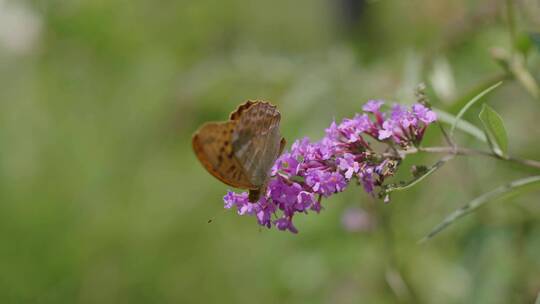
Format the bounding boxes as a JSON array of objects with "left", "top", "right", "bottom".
[
  {"left": 421, "top": 176, "right": 540, "bottom": 242},
  {"left": 479, "top": 104, "right": 509, "bottom": 158},
  {"left": 450, "top": 81, "right": 502, "bottom": 137},
  {"left": 536, "top": 291, "right": 540, "bottom": 304}
]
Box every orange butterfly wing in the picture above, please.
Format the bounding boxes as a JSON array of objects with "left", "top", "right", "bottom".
[
  {"left": 192, "top": 121, "right": 257, "bottom": 189},
  {"left": 231, "top": 101, "right": 283, "bottom": 186},
  {"left": 192, "top": 100, "right": 286, "bottom": 201}
]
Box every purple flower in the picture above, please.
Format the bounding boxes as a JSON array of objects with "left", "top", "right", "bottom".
[
  {"left": 338, "top": 153, "right": 360, "bottom": 179},
  {"left": 379, "top": 119, "right": 407, "bottom": 143},
  {"left": 310, "top": 198, "right": 322, "bottom": 213},
  {"left": 325, "top": 121, "right": 340, "bottom": 141},
  {"left": 272, "top": 152, "right": 299, "bottom": 176},
  {"left": 338, "top": 118, "right": 361, "bottom": 143},
  {"left": 238, "top": 202, "right": 258, "bottom": 216},
  {"left": 306, "top": 170, "right": 347, "bottom": 196},
  {"left": 376, "top": 103, "right": 437, "bottom": 145},
  {"left": 318, "top": 137, "right": 337, "bottom": 160},
  {"left": 275, "top": 217, "right": 298, "bottom": 233},
  {"left": 341, "top": 207, "right": 376, "bottom": 233},
  {"left": 362, "top": 100, "right": 384, "bottom": 113},
  {"left": 224, "top": 191, "right": 248, "bottom": 209},
  {"left": 334, "top": 110, "right": 386, "bottom": 145},
  {"left": 290, "top": 137, "right": 311, "bottom": 158},
  {"left": 358, "top": 166, "right": 375, "bottom": 194},
  {"left": 256, "top": 209, "right": 272, "bottom": 228},
  {"left": 269, "top": 179, "right": 302, "bottom": 206},
  {"left": 378, "top": 121, "right": 394, "bottom": 140},
  {"left": 224, "top": 191, "right": 260, "bottom": 216},
  {"left": 412, "top": 104, "right": 437, "bottom": 124},
  {"left": 221, "top": 99, "right": 437, "bottom": 233},
  {"left": 338, "top": 114, "right": 373, "bottom": 145},
  {"left": 391, "top": 104, "right": 417, "bottom": 129},
  {"left": 256, "top": 197, "right": 275, "bottom": 228},
  {"left": 305, "top": 170, "right": 327, "bottom": 194},
  {"left": 330, "top": 172, "right": 348, "bottom": 192},
  {"left": 296, "top": 191, "right": 315, "bottom": 211}
]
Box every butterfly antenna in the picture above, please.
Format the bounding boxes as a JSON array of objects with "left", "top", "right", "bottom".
[{"left": 207, "top": 208, "right": 227, "bottom": 224}]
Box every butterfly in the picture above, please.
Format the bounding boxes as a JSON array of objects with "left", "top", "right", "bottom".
[{"left": 192, "top": 100, "right": 286, "bottom": 202}]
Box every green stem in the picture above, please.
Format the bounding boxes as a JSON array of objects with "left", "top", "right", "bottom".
[
  {"left": 506, "top": 0, "right": 517, "bottom": 52},
  {"left": 420, "top": 175, "right": 540, "bottom": 242},
  {"left": 399, "top": 146, "right": 540, "bottom": 170}
]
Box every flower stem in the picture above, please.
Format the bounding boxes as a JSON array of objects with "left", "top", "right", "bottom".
[{"left": 399, "top": 146, "right": 540, "bottom": 170}]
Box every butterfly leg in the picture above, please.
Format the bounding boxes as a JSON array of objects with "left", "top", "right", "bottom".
[
  {"left": 279, "top": 137, "right": 287, "bottom": 155},
  {"left": 248, "top": 189, "right": 261, "bottom": 203},
  {"left": 248, "top": 182, "right": 269, "bottom": 203}
]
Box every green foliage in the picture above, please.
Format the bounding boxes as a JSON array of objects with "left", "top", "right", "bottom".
[
  {"left": 1, "top": 0, "right": 540, "bottom": 303},
  {"left": 450, "top": 81, "right": 502, "bottom": 138},
  {"left": 423, "top": 176, "right": 540, "bottom": 241},
  {"left": 479, "top": 104, "right": 509, "bottom": 158}
]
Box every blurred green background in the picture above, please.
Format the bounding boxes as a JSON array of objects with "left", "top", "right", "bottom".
[{"left": 1, "top": 0, "right": 540, "bottom": 303}]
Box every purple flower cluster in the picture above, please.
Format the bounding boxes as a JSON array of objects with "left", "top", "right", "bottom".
[{"left": 224, "top": 100, "right": 437, "bottom": 233}]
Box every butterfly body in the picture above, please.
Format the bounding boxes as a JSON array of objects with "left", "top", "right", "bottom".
[{"left": 192, "top": 101, "right": 286, "bottom": 202}]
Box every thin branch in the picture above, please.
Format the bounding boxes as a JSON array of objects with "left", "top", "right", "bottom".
[
  {"left": 379, "top": 144, "right": 540, "bottom": 196},
  {"left": 449, "top": 81, "right": 503, "bottom": 137},
  {"left": 505, "top": 0, "right": 517, "bottom": 52},
  {"left": 420, "top": 175, "right": 540, "bottom": 242},
  {"left": 382, "top": 154, "right": 454, "bottom": 195},
  {"left": 395, "top": 146, "right": 540, "bottom": 170},
  {"left": 437, "top": 121, "right": 456, "bottom": 150}
]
